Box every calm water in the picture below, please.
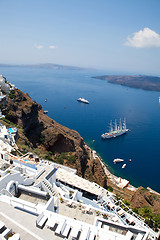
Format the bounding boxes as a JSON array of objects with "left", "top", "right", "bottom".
[{"left": 1, "top": 67, "right": 160, "bottom": 192}]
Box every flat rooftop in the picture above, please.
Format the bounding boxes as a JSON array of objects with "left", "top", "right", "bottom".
[
  {"left": 56, "top": 168, "right": 102, "bottom": 196},
  {"left": 0, "top": 201, "right": 62, "bottom": 240}
]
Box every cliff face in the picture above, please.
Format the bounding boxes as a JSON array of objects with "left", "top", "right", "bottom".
[
  {"left": 130, "top": 187, "right": 160, "bottom": 214},
  {"left": 5, "top": 89, "right": 107, "bottom": 188}
]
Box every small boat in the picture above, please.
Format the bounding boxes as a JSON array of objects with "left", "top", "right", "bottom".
[
  {"left": 129, "top": 159, "right": 132, "bottom": 162},
  {"left": 77, "top": 98, "right": 89, "bottom": 104},
  {"left": 113, "top": 158, "right": 124, "bottom": 164},
  {"left": 122, "top": 164, "right": 126, "bottom": 169},
  {"left": 45, "top": 99, "right": 47, "bottom": 102},
  {"left": 44, "top": 110, "right": 48, "bottom": 114}
]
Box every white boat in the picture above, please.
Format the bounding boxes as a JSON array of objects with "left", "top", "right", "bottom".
[
  {"left": 101, "top": 118, "right": 129, "bottom": 139},
  {"left": 122, "top": 164, "right": 126, "bottom": 169},
  {"left": 77, "top": 98, "right": 89, "bottom": 104},
  {"left": 44, "top": 110, "right": 48, "bottom": 114},
  {"left": 113, "top": 158, "right": 124, "bottom": 164}
]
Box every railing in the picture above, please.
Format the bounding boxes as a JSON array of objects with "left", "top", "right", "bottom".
[
  {"left": 10, "top": 198, "right": 39, "bottom": 215},
  {"left": 40, "top": 160, "right": 76, "bottom": 174},
  {"left": 35, "top": 167, "right": 45, "bottom": 180},
  {"left": 101, "top": 196, "right": 158, "bottom": 239}
]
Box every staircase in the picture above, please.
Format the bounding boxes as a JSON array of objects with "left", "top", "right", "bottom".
[{"left": 42, "top": 180, "right": 58, "bottom": 197}]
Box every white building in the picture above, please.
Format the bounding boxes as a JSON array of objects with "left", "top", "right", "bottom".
[
  {"left": 0, "top": 153, "right": 158, "bottom": 240},
  {"left": 0, "top": 122, "right": 158, "bottom": 240},
  {"left": 0, "top": 75, "right": 10, "bottom": 94},
  {"left": 0, "top": 124, "right": 16, "bottom": 146}
]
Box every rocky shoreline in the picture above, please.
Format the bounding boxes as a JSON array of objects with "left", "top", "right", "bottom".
[{"left": 89, "top": 148, "right": 138, "bottom": 198}]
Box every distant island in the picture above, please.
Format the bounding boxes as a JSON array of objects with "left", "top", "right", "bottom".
[
  {"left": 0, "top": 63, "right": 83, "bottom": 71},
  {"left": 93, "top": 75, "right": 160, "bottom": 92}
]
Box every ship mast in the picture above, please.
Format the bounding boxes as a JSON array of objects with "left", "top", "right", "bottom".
[
  {"left": 119, "top": 118, "right": 122, "bottom": 131},
  {"left": 123, "top": 118, "right": 126, "bottom": 131},
  {"left": 114, "top": 120, "right": 117, "bottom": 132},
  {"left": 110, "top": 120, "right": 113, "bottom": 133}
]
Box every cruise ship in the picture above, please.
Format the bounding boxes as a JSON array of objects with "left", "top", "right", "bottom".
[
  {"left": 77, "top": 98, "right": 89, "bottom": 104},
  {"left": 101, "top": 119, "right": 129, "bottom": 139}
]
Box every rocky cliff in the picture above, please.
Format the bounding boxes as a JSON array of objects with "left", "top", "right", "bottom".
[
  {"left": 4, "top": 89, "right": 107, "bottom": 188},
  {"left": 130, "top": 187, "right": 160, "bottom": 214}
]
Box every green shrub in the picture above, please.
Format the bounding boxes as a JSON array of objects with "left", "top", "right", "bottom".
[
  {"left": 115, "top": 193, "right": 121, "bottom": 201},
  {"left": 123, "top": 199, "right": 130, "bottom": 206},
  {"left": 107, "top": 186, "right": 113, "bottom": 192},
  {"left": 139, "top": 207, "right": 152, "bottom": 218},
  {"left": 66, "top": 154, "right": 76, "bottom": 163},
  {"left": 69, "top": 190, "right": 74, "bottom": 198},
  {"left": 54, "top": 155, "right": 64, "bottom": 165},
  {"left": 54, "top": 152, "right": 75, "bottom": 165},
  {"left": 153, "top": 214, "right": 160, "bottom": 229},
  {"left": 0, "top": 104, "right": 4, "bottom": 110},
  {"left": 9, "top": 90, "right": 16, "bottom": 99},
  {"left": 1, "top": 89, "right": 6, "bottom": 95},
  {"left": 33, "top": 148, "right": 41, "bottom": 156},
  {"left": 1, "top": 118, "right": 12, "bottom": 124},
  {"left": 46, "top": 193, "right": 50, "bottom": 200},
  {"left": 11, "top": 149, "right": 17, "bottom": 155},
  {"left": 45, "top": 153, "right": 53, "bottom": 161},
  {"left": 132, "top": 208, "right": 139, "bottom": 214}
]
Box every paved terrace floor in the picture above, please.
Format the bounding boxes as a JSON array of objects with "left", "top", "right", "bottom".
[
  {"left": 58, "top": 200, "right": 119, "bottom": 226},
  {"left": 0, "top": 202, "right": 62, "bottom": 240},
  {"left": 59, "top": 201, "right": 96, "bottom": 225},
  {"left": 19, "top": 193, "right": 47, "bottom": 205}
]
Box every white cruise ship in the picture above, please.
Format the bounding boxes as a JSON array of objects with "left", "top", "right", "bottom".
[{"left": 77, "top": 98, "right": 89, "bottom": 104}]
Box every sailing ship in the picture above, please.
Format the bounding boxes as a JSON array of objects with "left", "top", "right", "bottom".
[{"left": 101, "top": 118, "right": 129, "bottom": 139}]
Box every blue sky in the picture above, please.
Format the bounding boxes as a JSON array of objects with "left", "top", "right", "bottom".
[{"left": 0, "top": 0, "right": 160, "bottom": 74}]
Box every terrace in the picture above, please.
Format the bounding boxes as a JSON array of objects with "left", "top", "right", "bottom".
[
  {"left": 0, "top": 149, "right": 158, "bottom": 240},
  {"left": 58, "top": 198, "right": 117, "bottom": 225},
  {"left": 18, "top": 192, "right": 47, "bottom": 205}
]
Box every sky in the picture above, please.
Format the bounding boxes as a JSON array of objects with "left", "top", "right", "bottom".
[{"left": 0, "top": 0, "right": 160, "bottom": 75}]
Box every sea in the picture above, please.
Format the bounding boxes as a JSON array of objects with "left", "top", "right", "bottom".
[{"left": 1, "top": 66, "right": 160, "bottom": 193}]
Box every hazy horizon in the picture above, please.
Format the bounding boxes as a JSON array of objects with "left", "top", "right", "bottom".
[{"left": 0, "top": 0, "right": 160, "bottom": 75}]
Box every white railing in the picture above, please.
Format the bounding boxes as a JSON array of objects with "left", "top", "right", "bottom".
[
  {"left": 10, "top": 198, "right": 40, "bottom": 215},
  {"left": 101, "top": 197, "right": 158, "bottom": 239},
  {"left": 35, "top": 167, "right": 45, "bottom": 179}
]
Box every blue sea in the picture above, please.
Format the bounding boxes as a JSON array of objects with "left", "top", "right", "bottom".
[{"left": 1, "top": 66, "right": 160, "bottom": 192}]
